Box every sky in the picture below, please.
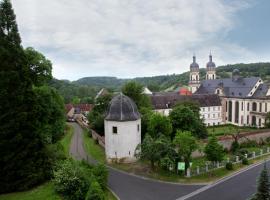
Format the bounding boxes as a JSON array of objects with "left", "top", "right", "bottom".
[{"left": 11, "top": 0, "right": 270, "bottom": 81}]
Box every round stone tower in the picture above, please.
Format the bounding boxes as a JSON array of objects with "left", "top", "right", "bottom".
[{"left": 104, "top": 93, "right": 141, "bottom": 163}]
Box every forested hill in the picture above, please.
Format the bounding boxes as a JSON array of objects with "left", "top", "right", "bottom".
[{"left": 50, "top": 62, "right": 270, "bottom": 103}]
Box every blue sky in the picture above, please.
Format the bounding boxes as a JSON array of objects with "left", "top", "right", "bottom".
[{"left": 12, "top": 0, "right": 270, "bottom": 80}]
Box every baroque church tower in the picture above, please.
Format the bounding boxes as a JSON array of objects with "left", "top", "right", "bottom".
[
  {"left": 206, "top": 53, "right": 216, "bottom": 80},
  {"left": 189, "top": 55, "right": 200, "bottom": 93}
]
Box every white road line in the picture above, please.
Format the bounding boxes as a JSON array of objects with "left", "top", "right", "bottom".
[{"left": 176, "top": 158, "right": 270, "bottom": 200}]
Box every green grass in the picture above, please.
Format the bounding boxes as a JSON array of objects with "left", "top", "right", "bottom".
[
  {"left": 60, "top": 124, "right": 74, "bottom": 157},
  {"left": 0, "top": 182, "right": 61, "bottom": 200},
  {"left": 82, "top": 129, "right": 106, "bottom": 163},
  {"left": 207, "top": 124, "right": 258, "bottom": 136}
]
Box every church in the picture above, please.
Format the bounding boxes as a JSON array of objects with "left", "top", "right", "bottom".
[{"left": 190, "top": 54, "right": 270, "bottom": 128}]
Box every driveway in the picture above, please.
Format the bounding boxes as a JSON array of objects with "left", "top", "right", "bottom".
[{"left": 69, "top": 123, "right": 204, "bottom": 200}]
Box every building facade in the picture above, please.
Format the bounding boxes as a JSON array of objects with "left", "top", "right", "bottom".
[{"left": 104, "top": 93, "right": 141, "bottom": 163}]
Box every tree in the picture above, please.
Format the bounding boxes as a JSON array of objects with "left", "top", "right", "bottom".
[
  {"left": 169, "top": 105, "right": 207, "bottom": 139},
  {"left": 265, "top": 112, "right": 270, "bottom": 128},
  {"left": 24, "top": 47, "right": 52, "bottom": 86},
  {"left": 173, "top": 131, "right": 198, "bottom": 173},
  {"left": 0, "top": 0, "right": 21, "bottom": 45},
  {"left": 139, "top": 107, "right": 154, "bottom": 139},
  {"left": 0, "top": 0, "right": 65, "bottom": 192},
  {"left": 136, "top": 134, "right": 172, "bottom": 170},
  {"left": 204, "top": 136, "right": 225, "bottom": 162},
  {"left": 147, "top": 113, "right": 172, "bottom": 139},
  {"left": 122, "top": 81, "right": 151, "bottom": 108},
  {"left": 251, "top": 163, "right": 270, "bottom": 200}
]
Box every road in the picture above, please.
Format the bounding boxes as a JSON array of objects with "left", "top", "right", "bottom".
[
  {"left": 69, "top": 122, "right": 267, "bottom": 200},
  {"left": 69, "top": 123, "right": 203, "bottom": 200},
  {"left": 178, "top": 161, "right": 268, "bottom": 200}
]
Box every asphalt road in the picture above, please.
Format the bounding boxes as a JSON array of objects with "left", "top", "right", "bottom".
[
  {"left": 179, "top": 161, "right": 269, "bottom": 200},
  {"left": 69, "top": 123, "right": 203, "bottom": 200}
]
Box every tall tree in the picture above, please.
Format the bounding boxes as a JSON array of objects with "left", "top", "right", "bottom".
[
  {"left": 173, "top": 131, "right": 198, "bottom": 173},
  {"left": 251, "top": 163, "right": 270, "bottom": 200},
  {"left": 204, "top": 136, "right": 224, "bottom": 162},
  {"left": 169, "top": 105, "right": 207, "bottom": 139},
  {"left": 0, "top": 0, "right": 65, "bottom": 193},
  {"left": 147, "top": 113, "right": 172, "bottom": 139},
  {"left": 122, "top": 81, "right": 151, "bottom": 108}
]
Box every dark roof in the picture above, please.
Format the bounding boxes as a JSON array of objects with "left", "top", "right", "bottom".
[
  {"left": 190, "top": 56, "right": 199, "bottom": 70},
  {"left": 253, "top": 83, "right": 269, "bottom": 98},
  {"left": 105, "top": 94, "right": 140, "bottom": 121},
  {"left": 206, "top": 54, "right": 216, "bottom": 69},
  {"left": 196, "top": 77, "right": 261, "bottom": 98},
  {"left": 150, "top": 94, "right": 221, "bottom": 109}
]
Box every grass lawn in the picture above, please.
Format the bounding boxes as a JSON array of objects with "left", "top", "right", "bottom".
[
  {"left": 207, "top": 124, "right": 258, "bottom": 136},
  {"left": 0, "top": 182, "right": 61, "bottom": 200},
  {"left": 60, "top": 124, "right": 74, "bottom": 157},
  {"left": 82, "top": 129, "right": 106, "bottom": 163}
]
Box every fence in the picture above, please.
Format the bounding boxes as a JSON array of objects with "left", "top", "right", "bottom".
[{"left": 188, "top": 147, "right": 270, "bottom": 177}]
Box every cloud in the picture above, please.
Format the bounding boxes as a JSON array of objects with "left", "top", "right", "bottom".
[{"left": 12, "top": 0, "right": 256, "bottom": 80}]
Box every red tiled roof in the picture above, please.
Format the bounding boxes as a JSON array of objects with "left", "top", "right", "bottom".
[
  {"left": 65, "top": 104, "right": 73, "bottom": 113},
  {"left": 75, "top": 104, "right": 93, "bottom": 112}
]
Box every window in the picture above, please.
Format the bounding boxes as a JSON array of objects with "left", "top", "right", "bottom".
[
  {"left": 112, "top": 126, "right": 118, "bottom": 134},
  {"left": 241, "top": 102, "right": 244, "bottom": 111},
  {"left": 208, "top": 107, "right": 210, "bottom": 111},
  {"left": 247, "top": 103, "right": 249, "bottom": 111},
  {"left": 213, "top": 122, "right": 215, "bottom": 126},
  {"left": 252, "top": 102, "right": 257, "bottom": 112},
  {"left": 218, "top": 113, "right": 220, "bottom": 117},
  {"left": 217, "top": 89, "right": 220, "bottom": 95},
  {"left": 213, "top": 114, "right": 215, "bottom": 118},
  {"left": 218, "top": 107, "right": 220, "bottom": 111},
  {"left": 202, "top": 108, "right": 205, "bottom": 112},
  {"left": 208, "top": 114, "right": 210, "bottom": 118},
  {"left": 259, "top": 118, "right": 261, "bottom": 127},
  {"left": 247, "top": 116, "right": 249, "bottom": 124},
  {"left": 265, "top": 103, "right": 268, "bottom": 112},
  {"left": 137, "top": 124, "right": 140, "bottom": 132},
  {"left": 259, "top": 103, "right": 262, "bottom": 112}
]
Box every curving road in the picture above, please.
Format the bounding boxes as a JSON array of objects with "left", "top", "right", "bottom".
[
  {"left": 69, "top": 122, "right": 268, "bottom": 200},
  {"left": 69, "top": 123, "right": 203, "bottom": 200}
]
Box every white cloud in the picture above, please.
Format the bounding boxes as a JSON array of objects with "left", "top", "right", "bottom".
[{"left": 11, "top": 0, "right": 256, "bottom": 80}]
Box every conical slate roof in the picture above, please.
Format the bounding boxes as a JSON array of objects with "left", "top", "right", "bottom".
[{"left": 105, "top": 93, "right": 140, "bottom": 121}]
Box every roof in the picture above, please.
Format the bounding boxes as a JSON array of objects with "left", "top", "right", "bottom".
[
  {"left": 150, "top": 94, "right": 221, "bottom": 109},
  {"left": 105, "top": 94, "right": 141, "bottom": 121},
  {"left": 196, "top": 77, "right": 261, "bottom": 98},
  {"left": 65, "top": 104, "right": 73, "bottom": 113},
  {"left": 75, "top": 104, "right": 93, "bottom": 112}
]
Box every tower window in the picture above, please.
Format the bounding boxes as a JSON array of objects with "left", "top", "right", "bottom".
[
  {"left": 137, "top": 124, "right": 140, "bottom": 132},
  {"left": 112, "top": 126, "right": 118, "bottom": 134}
]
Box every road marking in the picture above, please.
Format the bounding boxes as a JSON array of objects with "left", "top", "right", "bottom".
[{"left": 176, "top": 158, "right": 270, "bottom": 200}]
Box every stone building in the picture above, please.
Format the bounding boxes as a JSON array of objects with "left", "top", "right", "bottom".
[{"left": 104, "top": 93, "right": 141, "bottom": 163}]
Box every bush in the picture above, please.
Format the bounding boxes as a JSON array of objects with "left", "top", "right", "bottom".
[
  {"left": 225, "top": 162, "right": 233, "bottom": 170},
  {"left": 231, "top": 141, "right": 240, "bottom": 153},
  {"left": 85, "top": 181, "right": 105, "bottom": 200},
  {"left": 92, "top": 164, "right": 108, "bottom": 190},
  {"left": 242, "top": 158, "right": 249, "bottom": 165},
  {"left": 235, "top": 149, "right": 249, "bottom": 157},
  {"left": 53, "top": 160, "right": 90, "bottom": 200},
  {"left": 240, "top": 140, "right": 258, "bottom": 148}
]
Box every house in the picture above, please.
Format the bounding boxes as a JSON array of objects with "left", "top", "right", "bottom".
[
  {"left": 187, "top": 54, "right": 270, "bottom": 127},
  {"left": 150, "top": 93, "right": 222, "bottom": 126}
]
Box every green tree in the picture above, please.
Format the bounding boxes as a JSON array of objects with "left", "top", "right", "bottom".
[
  {"left": 169, "top": 105, "right": 207, "bottom": 139},
  {"left": 147, "top": 113, "right": 172, "bottom": 139},
  {"left": 137, "top": 134, "right": 171, "bottom": 170},
  {"left": 24, "top": 47, "right": 52, "bottom": 86},
  {"left": 173, "top": 131, "right": 198, "bottom": 173},
  {"left": 204, "top": 136, "right": 224, "bottom": 162},
  {"left": 122, "top": 81, "right": 151, "bottom": 108},
  {"left": 265, "top": 112, "right": 270, "bottom": 128},
  {"left": 139, "top": 107, "right": 154, "bottom": 139},
  {"left": 72, "top": 96, "right": 80, "bottom": 104},
  {"left": 251, "top": 163, "right": 270, "bottom": 200}
]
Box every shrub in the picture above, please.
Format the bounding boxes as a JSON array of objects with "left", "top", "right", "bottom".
[
  {"left": 240, "top": 140, "right": 258, "bottom": 148},
  {"left": 92, "top": 164, "right": 108, "bottom": 190},
  {"left": 53, "top": 160, "right": 90, "bottom": 200},
  {"left": 225, "top": 162, "right": 233, "bottom": 170},
  {"left": 85, "top": 181, "right": 105, "bottom": 200},
  {"left": 231, "top": 141, "right": 240, "bottom": 153},
  {"left": 235, "top": 149, "right": 249, "bottom": 157},
  {"left": 242, "top": 158, "right": 249, "bottom": 165},
  {"left": 265, "top": 137, "right": 270, "bottom": 144}
]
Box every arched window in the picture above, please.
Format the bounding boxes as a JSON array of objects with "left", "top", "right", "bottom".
[
  {"left": 252, "top": 116, "right": 256, "bottom": 126},
  {"left": 212, "top": 74, "right": 215, "bottom": 79},
  {"left": 252, "top": 102, "right": 257, "bottom": 112},
  {"left": 228, "top": 101, "right": 232, "bottom": 122},
  {"left": 235, "top": 101, "right": 239, "bottom": 123}
]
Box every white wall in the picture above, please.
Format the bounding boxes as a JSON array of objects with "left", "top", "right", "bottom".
[
  {"left": 105, "top": 119, "right": 141, "bottom": 163},
  {"left": 200, "top": 106, "right": 223, "bottom": 126}
]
